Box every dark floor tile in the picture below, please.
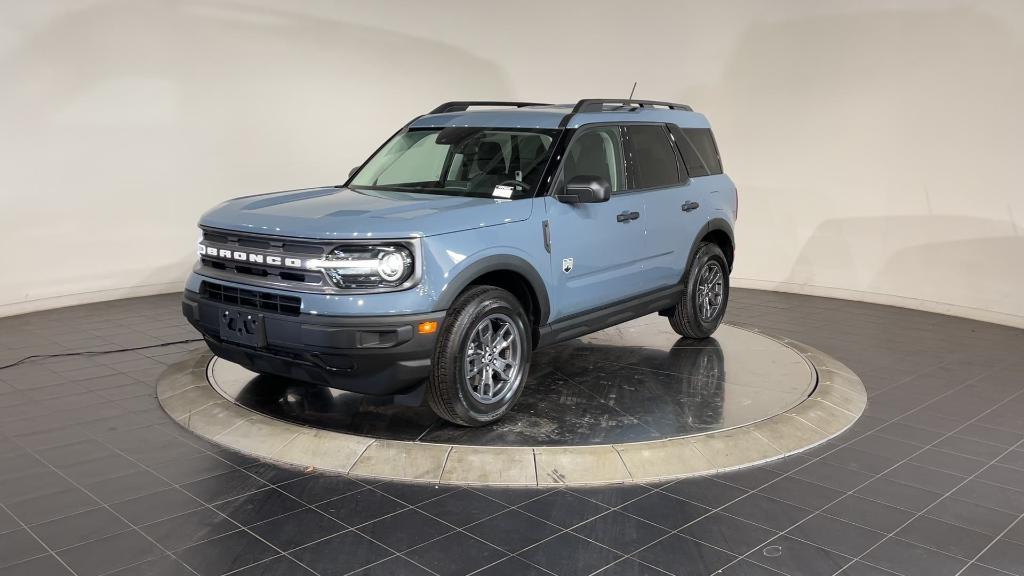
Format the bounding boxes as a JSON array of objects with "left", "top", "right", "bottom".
[
  {"left": 6, "top": 487, "right": 98, "bottom": 525},
  {"left": 0, "top": 508, "right": 18, "bottom": 534},
  {"left": 346, "top": 555, "right": 432, "bottom": 576},
  {"left": 715, "top": 467, "right": 784, "bottom": 491},
  {"left": 952, "top": 480, "right": 1024, "bottom": 515},
  {"left": 883, "top": 461, "right": 966, "bottom": 494},
  {"left": 316, "top": 488, "right": 406, "bottom": 528},
  {"left": 249, "top": 507, "right": 345, "bottom": 552},
  {"left": 996, "top": 450, "right": 1024, "bottom": 471},
  {"left": 472, "top": 555, "right": 551, "bottom": 576},
  {"left": 910, "top": 448, "right": 990, "bottom": 476},
  {"left": 896, "top": 515, "right": 994, "bottom": 560},
  {"left": 757, "top": 476, "right": 844, "bottom": 511},
  {"left": 212, "top": 488, "right": 304, "bottom": 526},
  {"left": 291, "top": 530, "right": 393, "bottom": 576},
  {"left": 109, "top": 487, "right": 203, "bottom": 525},
  {"left": 619, "top": 491, "right": 711, "bottom": 531},
  {"left": 56, "top": 529, "right": 164, "bottom": 576},
  {"left": 225, "top": 555, "right": 316, "bottom": 576},
  {"left": 0, "top": 529, "right": 46, "bottom": 568},
  {"left": 978, "top": 464, "right": 1024, "bottom": 492},
  {"left": 568, "top": 483, "right": 652, "bottom": 508},
  {"left": 517, "top": 490, "right": 610, "bottom": 530},
  {"left": 861, "top": 536, "right": 968, "bottom": 576},
  {"left": 834, "top": 560, "right": 900, "bottom": 575},
  {"left": 85, "top": 468, "right": 171, "bottom": 504},
  {"left": 821, "top": 494, "right": 915, "bottom": 533},
  {"left": 106, "top": 554, "right": 194, "bottom": 576},
  {"left": 822, "top": 446, "right": 899, "bottom": 476},
  {"left": 467, "top": 508, "right": 561, "bottom": 554},
  {"left": 854, "top": 477, "right": 943, "bottom": 513},
  {"left": 179, "top": 469, "right": 270, "bottom": 505},
  {"left": 573, "top": 510, "right": 669, "bottom": 555},
  {"left": 417, "top": 488, "right": 508, "bottom": 528},
  {"left": 958, "top": 562, "right": 1011, "bottom": 576},
  {"left": 976, "top": 538, "right": 1024, "bottom": 575},
  {"left": 591, "top": 557, "right": 674, "bottom": 575},
  {"left": 924, "top": 497, "right": 1019, "bottom": 539},
  {"left": 357, "top": 508, "right": 453, "bottom": 552},
  {"left": 370, "top": 482, "right": 459, "bottom": 506},
  {"left": 850, "top": 434, "right": 923, "bottom": 461},
  {"left": 791, "top": 459, "right": 875, "bottom": 492},
  {"left": 0, "top": 554, "right": 74, "bottom": 576},
  {"left": 957, "top": 423, "right": 1024, "bottom": 448},
  {"left": 679, "top": 512, "right": 778, "bottom": 556},
  {"left": 633, "top": 533, "right": 736, "bottom": 576},
  {"left": 405, "top": 531, "right": 507, "bottom": 576},
  {"left": 876, "top": 421, "right": 945, "bottom": 446},
  {"left": 150, "top": 453, "right": 235, "bottom": 484},
  {"left": 935, "top": 436, "right": 1008, "bottom": 461},
  {"left": 518, "top": 531, "right": 622, "bottom": 576},
  {"left": 660, "top": 476, "right": 748, "bottom": 508},
  {"left": 277, "top": 474, "right": 365, "bottom": 506},
  {"left": 470, "top": 486, "right": 547, "bottom": 507},
  {"left": 787, "top": 513, "right": 885, "bottom": 558},
  {"left": 746, "top": 534, "right": 852, "bottom": 576},
  {"left": 174, "top": 530, "right": 277, "bottom": 576},
  {"left": 140, "top": 506, "right": 237, "bottom": 551},
  {"left": 717, "top": 558, "right": 786, "bottom": 575},
  {"left": 241, "top": 462, "right": 308, "bottom": 486},
  {"left": 31, "top": 506, "right": 131, "bottom": 551},
  {"left": 720, "top": 493, "right": 813, "bottom": 532}
]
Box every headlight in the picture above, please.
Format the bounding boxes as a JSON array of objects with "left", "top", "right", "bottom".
[{"left": 306, "top": 244, "right": 414, "bottom": 289}]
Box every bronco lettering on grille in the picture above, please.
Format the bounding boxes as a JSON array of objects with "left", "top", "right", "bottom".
[{"left": 199, "top": 245, "right": 305, "bottom": 268}]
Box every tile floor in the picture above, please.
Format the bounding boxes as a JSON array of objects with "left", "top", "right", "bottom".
[{"left": 0, "top": 289, "right": 1022, "bottom": 576}]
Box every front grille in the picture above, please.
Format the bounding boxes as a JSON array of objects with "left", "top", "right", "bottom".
[
  {"left": 199, "top": 228, "right": 329, "bottom": 290},
  {"left": 201, "top": 281, "right": 302, "bottom": 316}
]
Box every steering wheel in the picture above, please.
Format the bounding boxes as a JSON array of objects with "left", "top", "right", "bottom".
[{"left": 496, "top": 179, "right": 532, "bottom": 191}]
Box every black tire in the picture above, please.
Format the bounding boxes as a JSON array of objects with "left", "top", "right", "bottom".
[
  {"left": 668, "top": 242, "right": 730, "bottom": 339},
  {"left": 428, "top": 286, "right": 531, "bottom": 426}
]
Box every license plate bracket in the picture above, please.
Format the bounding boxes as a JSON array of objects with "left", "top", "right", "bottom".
[{"left": 219, "top": 309, "right": 267, "bottom": 348}]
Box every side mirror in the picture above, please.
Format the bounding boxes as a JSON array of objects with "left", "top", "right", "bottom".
[
  {"left": 556, "top": 175, "right": 611, "bottom": 204},
  {"left": 348, "top": 166, "right": 360, "bottom": 178}
]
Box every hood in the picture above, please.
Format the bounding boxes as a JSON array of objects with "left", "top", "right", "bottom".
[{"left": 198, "top": 187, "right": 533, "bottom": 239}]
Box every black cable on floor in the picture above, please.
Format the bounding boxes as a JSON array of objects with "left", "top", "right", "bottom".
[{"left": 0, "top": 338, "right": 205, "bottom": 371}]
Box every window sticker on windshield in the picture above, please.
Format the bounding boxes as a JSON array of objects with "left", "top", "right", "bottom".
[{"left": 492, "top": 185, "right": 514, "bottom": 199}]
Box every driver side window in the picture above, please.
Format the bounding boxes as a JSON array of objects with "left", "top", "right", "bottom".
[{"left": 562, "top": 126, "right": 625, "bottom": 193}]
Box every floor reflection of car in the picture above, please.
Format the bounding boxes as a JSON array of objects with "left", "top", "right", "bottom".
[{"left": 226, "top": 334, "right": 726, "bottom": 438}]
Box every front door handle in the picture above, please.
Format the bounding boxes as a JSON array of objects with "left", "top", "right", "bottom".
[
  {"left": 616, "top": 211, "right": 640, "bottom": 222},
  {"left": 681, "top": 201, "right": 700, "bottom": 212}
]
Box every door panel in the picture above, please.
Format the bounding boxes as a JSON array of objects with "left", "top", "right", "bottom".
[
  {"left": 544, "top": 195, "right": 648, "bottom": 319},
  {"left": 544, "top": 125, "right": 649, "bottom": 320}
]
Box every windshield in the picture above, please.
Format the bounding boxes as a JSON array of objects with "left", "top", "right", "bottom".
[{"left": 350, "top": 127, "right": 559, "bottom": 198}]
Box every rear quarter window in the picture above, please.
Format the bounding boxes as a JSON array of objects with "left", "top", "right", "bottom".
[{"left": 672, "top": 127, "right": 723, "bottom": 176}]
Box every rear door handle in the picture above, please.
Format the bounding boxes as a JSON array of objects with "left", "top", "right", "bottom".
[
  {"left": 681, "top": 201, "right": 700, "bottom": 212},
  {"left": 616, "top": 211, "right": 640, "bottom": 222}
]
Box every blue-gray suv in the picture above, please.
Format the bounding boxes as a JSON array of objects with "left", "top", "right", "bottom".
[{"left": 183, "top": 99, "right": 738, "bottom": 426}]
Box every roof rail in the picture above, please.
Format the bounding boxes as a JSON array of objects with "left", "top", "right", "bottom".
[
  {"left": 428, "top": 101, "right": 551, "bottom": 114},
  {"left": 570, "top": 99, "right": 693, "bottom": 114}
]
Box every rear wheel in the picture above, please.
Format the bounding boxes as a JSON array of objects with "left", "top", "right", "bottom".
[
  {"left": 668, "top": 242, "right": 730, "bottom": 339},
  {"left": 428, "top": 286, "right": 531, "bottom": 426}
]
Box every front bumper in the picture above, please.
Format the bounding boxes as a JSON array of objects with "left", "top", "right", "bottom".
[{"left": 182, "top": 290, "right": 444, "bottom": 396}]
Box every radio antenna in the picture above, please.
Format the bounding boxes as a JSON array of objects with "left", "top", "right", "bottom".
[{"left": 628, "top": 81, "right": 638, "bottom": 101}]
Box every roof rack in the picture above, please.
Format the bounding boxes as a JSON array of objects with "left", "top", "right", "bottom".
[
  {"left": 570, "top": 99, "right": 693, "bottom": 114},
  {"left": 428, "top": 101, "right": 551, "bottom": 114}
]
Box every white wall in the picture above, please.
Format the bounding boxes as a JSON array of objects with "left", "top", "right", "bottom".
[{"left": 2, "top": 0, "right": 1023, "bottom": 327}]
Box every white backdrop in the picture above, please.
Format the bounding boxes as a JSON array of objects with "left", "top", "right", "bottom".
[{"left": 2, "top": 0, "right": 1023, "bottom": 327}]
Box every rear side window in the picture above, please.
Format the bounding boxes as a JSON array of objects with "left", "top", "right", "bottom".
[
  {"left": 625, "top": 125, "right": 680, "bottom": 189},
  {"left": 673, "top": 127, "right": 723, "bottom": 176}
]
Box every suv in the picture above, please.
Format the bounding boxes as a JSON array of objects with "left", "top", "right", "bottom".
[{"left": 182, "top": 99, "right": 737, "bottom": 426}]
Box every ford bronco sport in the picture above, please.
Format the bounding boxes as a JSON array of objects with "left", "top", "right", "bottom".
[{"left": 183, "top": 99, "right": 737, "bottom": 426}]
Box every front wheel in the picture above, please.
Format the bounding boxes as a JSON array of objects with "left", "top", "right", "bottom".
[
  {"left": 428, "top": 286, "right": 531, "bottom": 426},
  {"left": 668, "top": 242, "right": 730, "bottom": 339}
]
